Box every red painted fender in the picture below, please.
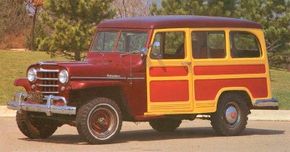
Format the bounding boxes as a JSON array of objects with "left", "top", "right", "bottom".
[
  {"left": 14, "top": 78, "right": 31, "bottom": 92},
  {"left": 69, "top": 80, "right": 123, "bottom": 90}
]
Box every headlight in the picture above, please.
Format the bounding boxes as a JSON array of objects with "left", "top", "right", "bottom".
[
  {"left": 27, "top": 68, "right": 37, "bottom": 82},
  {"left": 59, "top": 70, "right": 69, "bottom": 84}
]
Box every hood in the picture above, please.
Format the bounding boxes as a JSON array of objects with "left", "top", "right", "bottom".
[{"left": 34, "top": 58, "right": 123, "bottom": 78}]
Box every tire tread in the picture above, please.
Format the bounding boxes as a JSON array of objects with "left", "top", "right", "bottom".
[
  {"left": 76, "top": 97, "right": 122, "bottom": 144},
  {"left": 211, "top": 93, "right": 249, "bottom": 136},
  {"left": 16, "top": 111, "right": 58, "bottom": 139}
]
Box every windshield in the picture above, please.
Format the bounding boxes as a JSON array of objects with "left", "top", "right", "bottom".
[
  {"left": 91, "top": 31, "right": 118, "bottom": 51},
  {"left": 90, "top": 31, "right": 148, "bottom": 52}
]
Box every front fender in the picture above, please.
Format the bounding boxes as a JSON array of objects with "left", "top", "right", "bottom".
[
  {"left": 14, "top": 78, "right": 31, "bottom": 92},
  {"left": 69, "top": 80, "right": 123, "bottom": 90}
]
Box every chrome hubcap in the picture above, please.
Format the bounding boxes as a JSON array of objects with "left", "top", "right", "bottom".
[
  {"left": 225, "top": 105, "right": 238, "bottom": 124},
  {"left": 88, "top": 106, "right": 117, "bottom": 140}
]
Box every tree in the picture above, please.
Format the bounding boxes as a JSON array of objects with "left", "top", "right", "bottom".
[
  {"left": 113, "top": 0, "right": 150, "bottom": 18},
  {"left": 0, "top": 0, "right": 30, "bottom": 48},
  {"left": 150, "top": 0, "right": 205, "bottom": 15},
  {"left": 234, "top": 0, "right": 290, "bottom": 52},
  {"left": 36, "top": 0, "right": 115, "bottom": 61},
  {"left": 150, "top": 0, "right": 237, "bottom": 16}
]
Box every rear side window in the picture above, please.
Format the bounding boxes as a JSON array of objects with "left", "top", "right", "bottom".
[
  {"left": 230, "top": 32, "right": 261, "bottom": 58},
  {"left": 192, "top": 31, "right": 225, "bottom": 59},
  {"left": 150, "top": 32, "right": 185, "bottom": 59}
]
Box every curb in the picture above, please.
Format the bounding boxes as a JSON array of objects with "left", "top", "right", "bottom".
[
  {"left": 0, "top": 106, "right": 290, "bottom": 121},
  {"left": 248, "top": 110, "right": 290, "bottom": 121}
]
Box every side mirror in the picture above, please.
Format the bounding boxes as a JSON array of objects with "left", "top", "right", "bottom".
[
  {"left": 139, "top": 48, "right": 148, "bottom": 61},
  {"left": 140, "top": 47, "right": 148, "bottom": 55}
]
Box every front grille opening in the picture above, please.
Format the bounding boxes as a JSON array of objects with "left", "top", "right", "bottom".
[{"left": 36, "top": 68, "right": 59, "bottom": 95}]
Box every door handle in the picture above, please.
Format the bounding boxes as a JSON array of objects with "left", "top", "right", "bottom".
[{"left": 181, "top": 61, "right": 191, "bottom": 66}]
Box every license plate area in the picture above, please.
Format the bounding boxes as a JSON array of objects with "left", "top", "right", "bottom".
[{"left": 27, "top": 92, "right": 44, "bottom": 104}]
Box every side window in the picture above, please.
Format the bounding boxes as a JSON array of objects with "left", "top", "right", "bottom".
[
  {"left": 117, "top": 32, "right": 147, "bottom": 52},
  {"left": 230, "top": 32, "right": 261, "bottom": 58},
  {"left": 150, "top": 32, "right": 185, "bottom": 59},
  {"left": 192, "top": 31, "right": 225, "bottom": 59}
]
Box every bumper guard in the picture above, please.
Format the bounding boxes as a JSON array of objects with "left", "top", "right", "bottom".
[{"left": 7, "top": 92, "right": 76, "bottom": 116}]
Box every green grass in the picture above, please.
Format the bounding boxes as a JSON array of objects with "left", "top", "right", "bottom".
[
  {"left": 0, "top": 50, "right": 289, "bottom": 110},
  {"left": 0, "top": 50, "right": 66, "bottom": 105},
  {"left": 270, "top": 69, "right": 290, "bottom": 110}
]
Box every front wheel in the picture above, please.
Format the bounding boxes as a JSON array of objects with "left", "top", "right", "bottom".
[
  {"left": 210, "top": 93, "right": 249, "bottom": 136},
  {"left": 16, "top": 111, "right": 58, "bottom": 139},
  {"left": 76, "top": 97, "right": 122, "bottom": 144}
]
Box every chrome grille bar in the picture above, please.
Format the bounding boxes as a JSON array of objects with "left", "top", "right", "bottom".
[
  {"left": 36, "top": 84, "right": 59, "bottom": 87},
  {"left": 38, "top": 62, "right": 58, "bottom": 65},
  {"left": 41, "top": 91, "right": 59, "bottom": 94},
  {"left": 37, "top": 77, "right": 58, "bottom": 80},
  {"left": 37, "top": 68, "right": 59, "bottom": 73}
]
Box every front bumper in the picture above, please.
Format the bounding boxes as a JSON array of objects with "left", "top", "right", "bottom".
[
  {"left": 253, "top": 98, "right": 279, "bottom": 110},
  {"left": 7, "top": 92, "right": 76, "bottom": 116}
]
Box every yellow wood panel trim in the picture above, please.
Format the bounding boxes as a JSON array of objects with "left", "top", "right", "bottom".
[
  {"left": 144, "top": 111, "right": 196, "bottom": 116},
  {"left": 150, "top": 76, "right": 189, "bottom": 81},
  {"left": 193, "top": 58, "right": 266, "bottom": 65},
  {"left": 145, "top": 27, "right": 271, "bottom": 115},
  {"left": 146, "top": 28, "right": 194, "bottom": 114},
  {"left": 194, "top": 74, "right": 267, "bottom": 80}
]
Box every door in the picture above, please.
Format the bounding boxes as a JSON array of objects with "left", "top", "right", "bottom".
[
  {"left": 117, "top": 31, "right": 148, "bottom": 116},
  {"left": 146, "top": 28, "right": 194, "bottom": 115}
]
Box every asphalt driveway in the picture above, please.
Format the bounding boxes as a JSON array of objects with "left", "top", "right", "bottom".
[{"left": 0, "top": 117, "right": 289, "bottom": 152}]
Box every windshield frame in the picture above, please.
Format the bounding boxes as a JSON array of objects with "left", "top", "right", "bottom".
[{"left": 89, "top": 28, "right": 151, "bottom": 53}]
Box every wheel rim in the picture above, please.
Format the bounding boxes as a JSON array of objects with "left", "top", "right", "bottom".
[
  {"left": 224, "top": 103, "right": 240, "bottom": 125},
  {"left": 88, "top": 105, "right": 118, "bottom": 140}
]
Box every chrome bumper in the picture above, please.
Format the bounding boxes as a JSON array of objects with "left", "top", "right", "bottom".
[
  {"left": 7, "top": 92, "right": 76, "bottom": 116},
  {"left": 253, "top": 98, "right": 279, "bottom": 110}
]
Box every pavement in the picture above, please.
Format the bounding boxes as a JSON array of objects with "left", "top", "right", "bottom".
[
  {"left": 1, "top": 106, "right": 290, "bottom": 121},
  {"left": 1, "top": 118, "right": 289, "bottom": 152},
  {"left": 0, "top": 106, "right": 16, "bottom": 117}
]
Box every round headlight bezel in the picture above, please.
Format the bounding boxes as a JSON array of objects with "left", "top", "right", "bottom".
[
  {"left": 27, "top": 68, "right": 37, "bottom": 82},
  {"left": 59, "top": 69, "right": 69, "bottom": 84}
]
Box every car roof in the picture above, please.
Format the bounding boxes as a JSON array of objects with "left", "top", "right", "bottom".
[{"left": 97, "top": 15, "right": 262, "bottom": 29}]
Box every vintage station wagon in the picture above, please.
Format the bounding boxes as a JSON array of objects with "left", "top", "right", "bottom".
[{"left": 8, "top": 16, "right": 278, "bottom": 144}]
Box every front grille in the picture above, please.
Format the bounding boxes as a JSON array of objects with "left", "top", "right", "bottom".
[{"left": 36, "top": 68, "right": 59, "bottom": 96}]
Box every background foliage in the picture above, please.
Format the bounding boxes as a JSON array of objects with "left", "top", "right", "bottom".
[
  {"left": 35, "top": 0, "right": 115, "bottom": 61},
  {"left": 0, "top": 0, "right": 289, "bottom": 67},
  {"left": 0, "top": 0, "right": 31, "bottom": 48}
]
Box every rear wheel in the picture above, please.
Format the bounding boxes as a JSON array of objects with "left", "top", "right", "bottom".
[
  {"left": 149, "top": 118, "right": 182, "bottom": 132},
  {"left": 76, "top": 97, "right": 122, "bottom": 144},
  {"left": 16, "top": 111, "right": 58, "bottom": 139},
  {"left": 210, "top": 93, "right": 249, "bottom": 136}
]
